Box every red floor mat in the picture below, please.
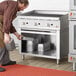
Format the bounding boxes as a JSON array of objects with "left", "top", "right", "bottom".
[{"left": 0, "top": 64, "right": 76, "bottom": 76}]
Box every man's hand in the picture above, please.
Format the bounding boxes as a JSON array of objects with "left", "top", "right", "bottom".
[
  {"left": 14, "top": 32, "right": 22, "bottom": 40},
  {"left": 4, "top": 33, "right": 11, "bottom": 44}
]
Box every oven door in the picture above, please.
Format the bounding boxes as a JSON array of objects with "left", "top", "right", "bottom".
[
  {"left": 69, "top": 21, "right": 76, "bottom": 62},
  {"left": 70, "top": 0, "right": 76, "bottom": 10},
  {"left": 69, "top": 21, "right": 76, "bottom": 54},
  {"left": 19, "top": 29, "right": 59, "bottom": 58}
]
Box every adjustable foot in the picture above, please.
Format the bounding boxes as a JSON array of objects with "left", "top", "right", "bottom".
[
  {"left": 57, "top": 59, "right": 59, "bottom": 64},
  {"left": 22, "top": 54, "right": 25, "bottom": 60},
  {"left": 73, "top": 63, "right": 76, "bottom": 71}
]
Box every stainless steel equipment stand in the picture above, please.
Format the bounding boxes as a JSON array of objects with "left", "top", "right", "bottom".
[{"left": 18, "top": 10, "right": 69, "bottom": 65}]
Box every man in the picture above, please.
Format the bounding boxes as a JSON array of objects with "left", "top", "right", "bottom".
[{"left": 0, "top": 0, "right": 29, "bottom": 72}]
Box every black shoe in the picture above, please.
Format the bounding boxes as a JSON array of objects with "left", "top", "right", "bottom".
[
  {"left": 2, "top": 61, "right": 16, "bottom": 66},
  {"left": 0, "top": 67, "right": 6, "bottom": 72}
]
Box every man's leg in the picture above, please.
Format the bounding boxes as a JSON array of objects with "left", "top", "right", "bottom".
[
  {"left": 0, "top": 38, "right": 16, "bottom": 66},
  {"left": 0, "top": 22, "right": 16, "bottom": 66},
  {"left": 0, "top": 15, "right": 16, "bottom": 72},
  {"left": 0, "top": 21, "right": 11, "bottom": 64},
  {"left": 0, "top": 22, "right": 10, "bottom": 72}
]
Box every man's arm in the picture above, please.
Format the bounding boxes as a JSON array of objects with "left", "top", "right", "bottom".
[
  {"left": 10, "top": 24, "right": 16, "bottom": 33},
  {"left": 3, "top": 3, "right": 16, "bottom": 34}
]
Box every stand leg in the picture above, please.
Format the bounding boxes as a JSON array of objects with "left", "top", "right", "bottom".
[
  {"left": 57, "top": 59, "right": 59, "bottom": 64},
  {"left": 73, "top": 62, "right": 76, "bottom": 71},
  {"left": 22, "top": 54, "right": 25, "bottom": 60}
]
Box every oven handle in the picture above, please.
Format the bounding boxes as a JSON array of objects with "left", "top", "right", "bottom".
[{"left": 21, "top": 30, "right": 56, "bottom": 35}]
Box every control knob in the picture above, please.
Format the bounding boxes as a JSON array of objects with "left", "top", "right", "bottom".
[
  {"left": 47, "top": 23, "right": 50, "bottom": 27},
  {"left": 23, "top": 22, "right": 25, "bottom": 25}
]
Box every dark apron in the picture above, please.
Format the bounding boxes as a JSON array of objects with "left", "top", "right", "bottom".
[{"left": 0, "top": 15, "right": 5, "bottom": 48}]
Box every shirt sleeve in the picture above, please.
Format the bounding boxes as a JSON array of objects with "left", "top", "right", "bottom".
[
  {"left": 3, "top": 4, "right": 16, "bottom": 34},
  {"left": 10, "top": 23, "right": 16, "bottom": 33}
]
